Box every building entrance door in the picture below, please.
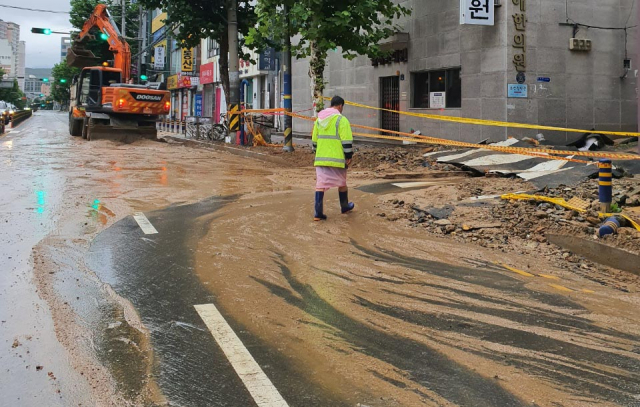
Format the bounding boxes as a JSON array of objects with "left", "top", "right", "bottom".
[{"left": 380, "top": 76, "right": 400, "bottom": 133}]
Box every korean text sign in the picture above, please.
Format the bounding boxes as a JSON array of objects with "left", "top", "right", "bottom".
[{"left": 460, "top": 0, "right": 494, "bottom": 26}]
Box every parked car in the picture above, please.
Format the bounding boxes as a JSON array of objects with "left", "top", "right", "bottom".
[{"left": 0, "top": 101, "right": 19, "bottom": 125}]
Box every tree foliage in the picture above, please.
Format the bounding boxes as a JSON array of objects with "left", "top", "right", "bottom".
[
  {"left": 137, "top": 0, "right": 255, "bottom": 99},
  {"left": 0, "top": 79, "right": 26, "bottom": 109},
  {"left": 247, "top": 0, "right": 409, "bottom": 110},
  {"left": 69, "top": 0, "right": 140, "bottom": 63},
  {"left": 50, "top": 62, "right": 81, "bottom": 104}
]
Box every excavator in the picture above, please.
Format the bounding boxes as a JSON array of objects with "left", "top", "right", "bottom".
[{"left": 67, "top": 4, "right": 170, "bottom": 141}]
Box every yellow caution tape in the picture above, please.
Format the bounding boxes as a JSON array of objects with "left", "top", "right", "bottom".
[
  {"left": 324, "top": 97, "right": 640, "bottom": 138},
  {"left": 249, "top": 110, "right": 640, "bottom": 162}
]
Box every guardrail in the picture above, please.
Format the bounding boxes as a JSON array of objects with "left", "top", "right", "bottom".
[{"left": 10, "top": 110, "right": 33, "bottom": 128}]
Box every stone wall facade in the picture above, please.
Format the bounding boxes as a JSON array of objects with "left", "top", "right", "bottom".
[{"left": 291, "top": 0, "right": 637, "bottom": 145}]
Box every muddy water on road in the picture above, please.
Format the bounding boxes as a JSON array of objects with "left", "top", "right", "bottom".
[
  {"left": 8, "top": 111, "right": 640, "bottom": 406},
  {"left": 190, "top": 190, "right": 640, "bottom": 406}
]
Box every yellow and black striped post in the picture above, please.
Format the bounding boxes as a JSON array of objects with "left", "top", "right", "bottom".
[
  {"left": 228, "top": 104, "right": 240, "bottom": 136},
  {"left": 599, "top": 159, "right": 613, "bottom": 213}
]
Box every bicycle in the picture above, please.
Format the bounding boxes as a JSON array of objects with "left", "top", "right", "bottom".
[{"left": 211, "top": 113, "right": 229, "bottom": 141}]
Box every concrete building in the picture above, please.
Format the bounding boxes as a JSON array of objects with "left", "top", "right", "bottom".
[
  {"left": 0, "top": 39, "right": 13, "bottom": 77},
  {"left": 41, "top": 82, "right": 51, "bottom": 97},
  {"left": 24, "top": 68, "right": 52, "bottom": 100},
  {"left": 0, "top": 20, "right": 25, "bottom": 91},
  {"left": 17, "top": 41, "right": 25, "bottom": 90},
  {"left": 291, "top": 0, "right": 638, "bottom": 144},
  {"left": 199, "top": 38, "right": 224, "bottom": 121},
  {"left": 60, "top": 37, "right": 72, "bottom": 62}
]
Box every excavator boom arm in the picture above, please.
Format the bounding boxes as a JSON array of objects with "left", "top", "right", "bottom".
[{"left": 71, "top": 4, "right": 131, "bottom": 81}]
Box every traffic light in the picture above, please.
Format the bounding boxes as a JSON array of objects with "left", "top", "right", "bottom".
[
  {"left": 40, "top": 78, "right": 49, "bottom": 82},
  {"left": 139, "top": 63, "right": 148, "bottom": 82},
  {"left": 39, "top": 94, "right": 44, "bottom": 97},
  {"left": 59, "top": 79, "right": 67, "bottom": 83},
  {"left": 31, "top": 28, "right": 52, "bottom": 35},
  {"left": 100, "top": 32, "right": 108, "bottom": 40}
]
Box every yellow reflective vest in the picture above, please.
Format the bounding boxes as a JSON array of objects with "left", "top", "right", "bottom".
[{"left": 312, "top": 114, "right": 354, "bottom": 168}]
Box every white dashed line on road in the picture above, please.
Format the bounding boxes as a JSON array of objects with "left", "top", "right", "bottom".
[
  {"left": 194, "top": 303, "right": 289, "bottom": 407},
  {"left": 132, "top": 212, "right": 158, "bottom": 234}
]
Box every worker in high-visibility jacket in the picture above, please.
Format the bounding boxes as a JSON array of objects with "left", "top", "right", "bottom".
[{"left": 312, "top": 96, "right": 355, "bottom": 221}]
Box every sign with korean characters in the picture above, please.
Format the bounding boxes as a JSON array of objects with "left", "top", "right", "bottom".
[
  {"left": 508, "top": 84, "right": 528, "bottom": 98},
  {"left": 181, "top": 47, "right": 194, "bottom": 73},
  {"left": 512, "top": 0, "right": 527, "bottom": 72},
  {"left": 167, "top": 74, "right": 179, "bottom": 90},
  {"left": 460, "top": 0, "right": 494, "bottom": 26},
  {"left": 200, "top": 62, "right": 214, "bottom": 84},
  {"left": 154, "top": 46, "right": 165, "bottom": 70},
  {"left": 195, "top": 94, "right": 203, "bottom": 117}
]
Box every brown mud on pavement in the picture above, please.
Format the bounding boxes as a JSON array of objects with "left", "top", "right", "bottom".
[
  {"left": 1, "top": 112, "right": 297, "bottom": 405},
  {"left": 188, "top": 189, "right": 640, "bottom": 406},
  {"left": 6, "top": 111, "right": 640, "bottom": 406}
]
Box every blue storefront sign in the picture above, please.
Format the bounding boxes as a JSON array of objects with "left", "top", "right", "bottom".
[
  {"left": 507, "top": 84, "right": 528, "bottom": 98},
  {"left": 537, "top": 77, "right": 551, "bottom": 82},
  {"left": 195, "top": 94, "right": 202, "bottom": 117}
]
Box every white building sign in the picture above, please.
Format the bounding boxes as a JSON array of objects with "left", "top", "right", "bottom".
[
  {"left": 460, "top": 0, "right": 494, "bottom": 26},
  {"left": 154, "top": 46, "right": 165, "bottom": 70},
  {"left": 430, "top": 92, "right": 446, "bottom": 109}
]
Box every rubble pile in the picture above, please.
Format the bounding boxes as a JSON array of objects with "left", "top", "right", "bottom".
[
  {"left": 259, "top": 144, "right": 445, "bottom": 171},
  {"left": 378, "top": 176, "right": 640, "bottom": 291}
]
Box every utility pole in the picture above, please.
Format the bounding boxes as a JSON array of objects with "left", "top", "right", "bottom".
[
  {"left": 227, "top": 0, "right": 241, "bottom": 143},
  {"left": 136, "top": 5, "right": 143, "bottom": 83},
  {"left": 121, "top": 0, "right": 126, "bottom": 38},
  {"left": 282, "top": 4, "right": 294, "bottom": 152}
]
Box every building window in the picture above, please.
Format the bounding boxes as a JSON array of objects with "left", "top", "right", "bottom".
[
  {"left": 411, "top": 68, "right": 461, "bottom": 109},
  {"left": 207, "top": 39, "right": 219, "bottom": 58}
]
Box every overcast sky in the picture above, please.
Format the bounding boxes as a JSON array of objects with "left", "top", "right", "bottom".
[{"left": 1, "top": 0, "right": 73, "bottom": 68}]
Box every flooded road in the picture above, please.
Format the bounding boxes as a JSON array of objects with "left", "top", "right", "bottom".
[{"left": 2, "top": 111, "right": 640, "bottom": 406}]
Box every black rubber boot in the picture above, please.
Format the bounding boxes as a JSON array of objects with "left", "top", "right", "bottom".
[
  {"left": 314, "top": 191, "right": 327, "bottom": 221},
  {"left": 339, "top": 190, "right": 355, "bottom": 214}
]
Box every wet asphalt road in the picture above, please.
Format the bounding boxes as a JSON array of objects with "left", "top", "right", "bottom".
[{"left": 3, "top": 111, "right": 640, "bottom": 406}]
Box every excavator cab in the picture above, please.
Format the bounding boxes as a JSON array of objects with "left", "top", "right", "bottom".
[{"left": 76, "top": 67, "right": 122, "bottom": 111}]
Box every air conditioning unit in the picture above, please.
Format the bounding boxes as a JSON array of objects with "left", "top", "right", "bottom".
[{"left": 569, "top": 38, "right": 592, "bottom": 52}]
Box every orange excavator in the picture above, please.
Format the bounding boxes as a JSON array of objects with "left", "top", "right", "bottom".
[{"left": 67, "top": 4, "right": 170, "bottom": 141}]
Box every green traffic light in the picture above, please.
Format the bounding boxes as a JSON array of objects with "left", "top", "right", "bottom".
[
  {"left": 140, "top": 75, "right": 148, "bottom": 81},
  {"left": 31, "top": 28, "right": 52, "bottom": 35},
  {"left": 100, "top": 33, "right": 108, "bottom": 40},
  {"left": 42, "top": 78, "right": 49, "bottom": 82},
  {"left": 60, "top": 79, "right": 67, "bottom": 83}
]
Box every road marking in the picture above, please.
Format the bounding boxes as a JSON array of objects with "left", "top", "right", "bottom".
[
  {"left": 194, "top": 304, "right": 289, "bottom": 407},
  {"left": 538, "top": 274, "right": 560, "bottom": 280},
  {"left": 549, "top": 284, "right": 574, "bottom": 293},
  {"left": 501, "top": 264, "right": 535, "bottom": 277},
  {"left": 132, "top": 212, "right": 158, "bottom": 234}
]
